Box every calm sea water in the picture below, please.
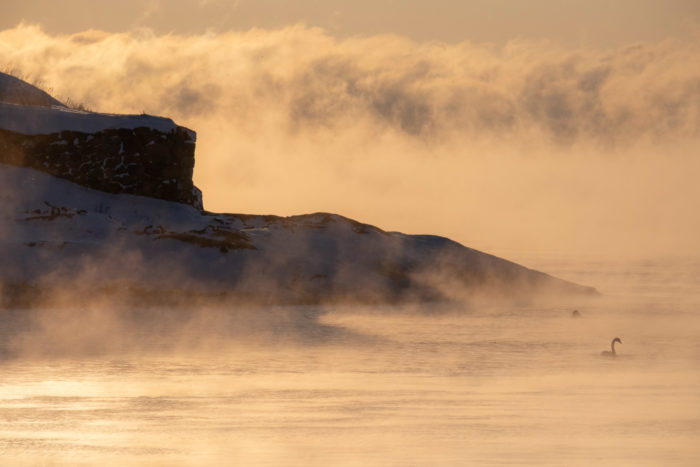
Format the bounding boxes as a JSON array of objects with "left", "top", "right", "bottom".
[{"left": 1, "top": 256, "right": 699, "bottom": 466}]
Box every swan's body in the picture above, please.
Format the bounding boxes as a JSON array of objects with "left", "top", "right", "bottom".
[{"left": 601, "top": 337, "right": 622, "bottom": 357}]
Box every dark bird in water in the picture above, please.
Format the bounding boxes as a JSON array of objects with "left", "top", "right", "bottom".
[
  {"left": 601, "top": 337, "right": 622, "bottom": 357},
  {"left": 572, "top": 309, "right": 581, "bottom": 318}
]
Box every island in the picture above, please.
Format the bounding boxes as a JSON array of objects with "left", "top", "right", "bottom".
[{"left": 0, "top": 72, "right": 597, "bottom": 307}]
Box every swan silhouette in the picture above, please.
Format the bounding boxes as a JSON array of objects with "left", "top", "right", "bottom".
[{"left": 601, "top": 337, "right": 622, "bottom": 357}]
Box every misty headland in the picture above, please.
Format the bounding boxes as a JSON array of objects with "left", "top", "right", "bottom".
[{"left": 0, "top": 70, "right": 596, "bottom": 311}]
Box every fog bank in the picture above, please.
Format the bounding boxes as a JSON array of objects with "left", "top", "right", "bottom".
[{"left": 2, "top": 24, "right": 700, "bottom": 258}]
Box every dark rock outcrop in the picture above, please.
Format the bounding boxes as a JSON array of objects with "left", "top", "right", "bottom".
[
  {"left": 0, "top": 126, "right": 202, "bottom": 209},
  {"left": 0, "top": 71, "right": 202, "bottom": 209}
]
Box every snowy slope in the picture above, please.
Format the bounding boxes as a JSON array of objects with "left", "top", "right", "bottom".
[
  {"left": 0, "top": 72, "right": 64, "bottom": 107},
  {"left": 0, "top": 101, "right": 192, "bottom": 138},
  {"left": 0, "top": 71, "right": 192, "bottom": 138},
  {"left": 0, "top": 163, "right": 597, "bottom": 306}
]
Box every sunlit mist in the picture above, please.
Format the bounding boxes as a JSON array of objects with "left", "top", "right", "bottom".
[
  {"left": 2, "top": 7, "right": 700, "bottom": 465},
  {"left": 2, "top": 23, "right": 700, "bottom": 257}
]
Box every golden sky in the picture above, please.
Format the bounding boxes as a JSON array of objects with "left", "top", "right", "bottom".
[
  {"left": 3, "top": 0, "right": 700, "bottom": 45},
  {"left": 2, "top": 2, "right": 700, "bottom": 260}
]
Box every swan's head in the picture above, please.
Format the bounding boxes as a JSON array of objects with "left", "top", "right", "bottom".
[{"left": 612, "top": 337, "right": 622, "bottom": 345}]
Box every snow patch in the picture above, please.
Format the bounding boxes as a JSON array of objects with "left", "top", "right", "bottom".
[
  {"left": 0, "top": 102, "right": 195, "bottom": 140},
  {"left": 0, "top": 72, "right": 65, "bottom": 107}
]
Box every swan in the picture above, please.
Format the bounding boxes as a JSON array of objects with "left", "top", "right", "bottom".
[{"left": 601, "top": 337, "right": 622, "bottom": 357}]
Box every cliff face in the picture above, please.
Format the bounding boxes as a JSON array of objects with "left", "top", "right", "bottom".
[
  {"left": 0, "top": 73, "right": 202, "bottom": 210},
  {"left": 0, "top": 126, "right": 202, "bottom": 209}
]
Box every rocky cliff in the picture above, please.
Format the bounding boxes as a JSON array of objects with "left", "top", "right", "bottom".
[
  {"left": 0, "top": 124, "right": 201, "bottom": 209},
  {"left": 0, "top": 72, "right": 202, "bottom": 209}
]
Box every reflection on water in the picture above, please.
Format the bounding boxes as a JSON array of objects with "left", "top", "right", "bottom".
[{"left": 1, "top": 258, "right": 699, "bottom": 466}]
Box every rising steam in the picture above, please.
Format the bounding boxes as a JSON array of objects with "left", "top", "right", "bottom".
[{"left": 2, "top": 23, "right": 700, "bottom": 257}]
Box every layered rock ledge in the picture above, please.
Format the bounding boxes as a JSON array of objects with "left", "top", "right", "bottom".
[{"left": 0, "top": 101, "right": 202, "bottom": 209}]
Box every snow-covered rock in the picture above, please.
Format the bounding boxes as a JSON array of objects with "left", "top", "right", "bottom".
[
  {"left": 0, "top": 121, "right": 201, "bottom": 209},
  {"left": 0, "top": 73, "right": 201, "bottom": 209},
  {"left": 0, "top": 72, "right": 64, "bottom": 107},
  {"left": 0, "top": 74, "right": 597, "bottom": 306},
  {"left": 0, "top": 163, "right": 597, "bottom": 307},
  {"left": 0, "top": 101, "right": 189, "bottom": 136}
]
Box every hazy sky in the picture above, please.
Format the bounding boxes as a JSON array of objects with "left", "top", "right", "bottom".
[
  {"left": 2, "top": 2, "right": 700, "bottom": 260},
  {"left": 3, "top": 0, "right": 700, "bottom": 46}
]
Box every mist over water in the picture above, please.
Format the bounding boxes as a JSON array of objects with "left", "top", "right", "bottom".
[
  {"left": 2, "top": 22, "right": 700, "bottom": 465},
  {"left": 0, "top": 256, "right": 698, "bottom": 465}
]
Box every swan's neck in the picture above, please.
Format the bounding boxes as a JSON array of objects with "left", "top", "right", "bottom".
[{"left": 611, "top": 340, "right": 617, "bottom": 355}]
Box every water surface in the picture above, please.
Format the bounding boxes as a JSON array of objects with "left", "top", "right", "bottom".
[{"left": 1, "top": 257, "right": 699, "bottom": 465}]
